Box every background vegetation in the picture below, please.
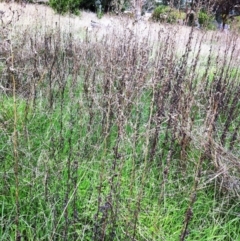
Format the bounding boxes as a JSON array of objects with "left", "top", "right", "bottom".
[
  {"left": 49, "top": 0, "right": 82, "bottom": 14},
  {"left": 152, "top": 5, "right": 184, "bottom": 23},
  {"left": 0, "top": 2, "right": 240, "bottom": 241}
]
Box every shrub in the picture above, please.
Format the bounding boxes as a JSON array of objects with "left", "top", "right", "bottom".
[
  {"left": 168, "top": 9, "right": 183, "bottom": 23},
  {"left": 198, "top": 10, "right": 208, "bottom": 25},
  {"left": 152, "top": 5, "right": 182, "bottom": 24},
  {"left": 198, "top": 10, "right": 215, "bottom": 30},
  {"left": 49, "top": 0, "right": 112, "bottom": 15},
  {"left": 152, "top": 5, "right": 170, "bottom": 22},
  {"left": 49, "top": 0, "right": 82, "bottom": 15}
]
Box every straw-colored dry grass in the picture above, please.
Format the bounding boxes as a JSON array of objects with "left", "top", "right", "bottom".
[{"left": 1, "top": 1, "right": 239, "bottom": 60}]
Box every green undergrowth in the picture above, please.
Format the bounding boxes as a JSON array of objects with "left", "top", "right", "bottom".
[{"left": 0, "top": 78, "right": 239, "bottom": 240}]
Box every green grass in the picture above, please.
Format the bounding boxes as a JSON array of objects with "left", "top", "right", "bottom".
[{"left": 1, "top": 80, "right": 239, "bottom": 240}]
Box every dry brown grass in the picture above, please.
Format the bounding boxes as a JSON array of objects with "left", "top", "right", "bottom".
[
  {"left": 0, "top": 5, "right": 235, "bottom": 38},
  {"left": 1, "top": 2, "right": 240, "bottom": 63}
]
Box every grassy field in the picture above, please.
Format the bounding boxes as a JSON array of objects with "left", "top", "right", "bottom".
[{"left": 0, "top": 2, "right": 240, "bottom": 241}]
